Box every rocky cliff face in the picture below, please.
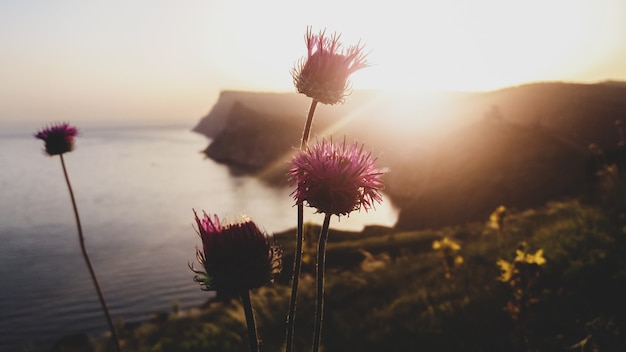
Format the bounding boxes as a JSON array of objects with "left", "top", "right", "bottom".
[
  {"left": 203, "top": 101, "right": 302, "bottom": 178},
  {"left": 193, "top": 90, "right": 313, "bottom": 139},
  {"left": 194, "top": 82, "right": 626, "bottom": 230}
]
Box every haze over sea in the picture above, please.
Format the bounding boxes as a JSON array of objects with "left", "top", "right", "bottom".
[{"left": 0, "top": 123, "right": 398, "bottom": 351}]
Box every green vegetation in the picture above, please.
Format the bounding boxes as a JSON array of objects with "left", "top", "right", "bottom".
[
  {"left": 50, "top": 145, "right": 626, "bottom": 352},
  {"left": 60, "top": 198, "right": 622, "bottom": 351}
]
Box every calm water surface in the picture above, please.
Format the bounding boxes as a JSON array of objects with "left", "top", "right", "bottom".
[{"left": 0, "top": 124, "right": 397, "bottom": 351}]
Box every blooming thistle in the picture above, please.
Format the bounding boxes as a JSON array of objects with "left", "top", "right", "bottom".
[
  {"left": 35, "top": 122, "right": 121, "bottom": 351},
  {"left": 190, "top": 210, "right": 282, "bottom": 293},
  {"left": 35, "top": 122, "right": 78, "bottom": 156},
  {"left": 291, "top": 26, "right": 368, "bottom": 105},
  {"left": 288, "top": 138, "right": 384, "bottom": 352},
  {"left": 287, "top": 28, "right": 369, "bottom": 352},
  {"left": 288, "top": 138, "right": 385, "bottom": 217}
]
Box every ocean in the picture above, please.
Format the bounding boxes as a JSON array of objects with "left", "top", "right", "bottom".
[{"left": 0, "top": 123, "right": 398, "bottom": 351}]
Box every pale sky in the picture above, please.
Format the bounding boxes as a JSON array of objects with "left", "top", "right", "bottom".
[{"left": 1, "top": 0, "right": 625, "bottom": 125}]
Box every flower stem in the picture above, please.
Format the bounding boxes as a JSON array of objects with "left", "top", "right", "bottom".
[
  {"left": 240, "top": 290, "right": 260, "bottom": 352},
  {"left": 285, "top": 206, "right": 304, "bottom": 352},
  {"left": 299, "top": 99, "right": 318, "bottom": 150},
  {"left": 59, "top": 154, "right": 121, "bottom": 352},
  {"left": 312, "top": 213, "right": 332, "bottom": 352},
  {"left": 285, "top": 98, "right": 318, "bottom": 352}
]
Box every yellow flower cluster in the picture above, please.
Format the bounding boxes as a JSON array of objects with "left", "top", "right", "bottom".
[
  {"left": 497, "top": 249, "right": 546, "bottom": 282},
  {"left": 514, "top": 249, "right": 546, "bottom": 265},
  {"left": 489, "top": 205, "right": 507, "bottom": 230},
  {"left": 433, "top": 237, "right": 464, "bottom": 278},
  {"left": 432, "top": 237, "right": 461, "bottom": 251}
]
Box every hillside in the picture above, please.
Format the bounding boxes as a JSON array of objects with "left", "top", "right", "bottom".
[
  {"left": 79, "top": 198, "right": 626, "bottom": 352},
  {"left": 193, "top": 81, "right": 626, "bottom": 229}
]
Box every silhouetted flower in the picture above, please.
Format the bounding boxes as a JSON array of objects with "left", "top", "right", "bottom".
[
  {"left": 292, "top": 27, "right": 368, "bottom": 105},
  {"left": 35, "top": 121, "right": 121, "bottom": 350},
  {"left": 190, "top": 211, "right": 281, "bottom": 293},
  {"left": 289, "top": 138, "right": 384, "bottom": 216},
  {"left": 35, "top": 122, "right": 78, "bottom": 155}
]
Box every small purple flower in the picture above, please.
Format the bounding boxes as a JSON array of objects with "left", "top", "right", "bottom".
[
  {"left": 35, "top": 122, "right": 78, "bottom": 156},
  {"left": 289, "top": 138, "right": 385, "bottom": 216},
  {"left": 292, "top": 27, "right": 368, "bottom": 105},
  {"left": 190, "top": 211, "right": 282, "bottom": 293}
]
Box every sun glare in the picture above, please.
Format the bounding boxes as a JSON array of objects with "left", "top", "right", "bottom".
[
  {"left": 1, "top": 0, "right": 624, "bottom": 124},
  {"left": 329, "top": 0, "right": 619, "bottom": 94}
]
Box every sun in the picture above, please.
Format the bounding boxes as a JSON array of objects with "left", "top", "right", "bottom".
[
  {"left": 207, "top": 0, "right": 625, "bottom": 99},
  {"left": 334, "top": 0, "right": 614, "bottom": 94}
]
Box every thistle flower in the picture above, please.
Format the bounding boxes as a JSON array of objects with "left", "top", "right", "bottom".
[
  {"left": 35, "top": 122, "right": 78, "bottom": 156},
  {"left": 190, "top": 211, "right": 282, "bottom": 293},
  {"left": 289, "top": 138, "right": 384, "bottom": 216},
  {"left": 289, "top": 138, "right": 383, "bottom": 352},
  {"left": 292, "top": 26, "right": 368, "bottom": 105},
  {"left": 35, "top": 122, "right": 120, "bottom": 351}
]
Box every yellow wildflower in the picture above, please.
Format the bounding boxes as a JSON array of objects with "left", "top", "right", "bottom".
[
  {"left": 497, "top": 259, "right": 514, "bottom": 282},
  {"left": 432, "top": 237, "right": 461, "bottom": 251}
]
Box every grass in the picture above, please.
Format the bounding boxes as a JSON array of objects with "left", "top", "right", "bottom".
[{"left": 47, "top": 193, "right": 623, "bottom": 352}]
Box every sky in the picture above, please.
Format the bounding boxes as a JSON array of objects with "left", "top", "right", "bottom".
[{"left": 1, "top": 0, "right": 625, "bottom": 126}]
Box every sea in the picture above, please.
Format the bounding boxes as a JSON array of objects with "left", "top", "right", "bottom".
[{"left": 0, "top": 123, "right": 398, "bottom": 351}]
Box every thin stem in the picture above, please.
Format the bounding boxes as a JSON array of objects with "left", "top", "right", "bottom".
[
  {"left": 60, "top": 154, "right": 121, "bottom": 352},
  {"left": 285, "top": 206, "right": 304, "bottom": 352},
  {"left": 285, "top": 98, "right": 318, "bottom": 352},
  {"left": 300, "top": 99, "right": 319, "bottom": 150},
  {"left": 312, "top": 213, "right": 332, "bottom": 352},
  {"left": 241, "top": 290, "right": 260, "bottom": 352}
]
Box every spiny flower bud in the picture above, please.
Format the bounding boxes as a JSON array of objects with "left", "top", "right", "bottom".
[
  {"left": 35, "top": 122, "right": 78, "bottom": 156},
  {"left": 190, "top": 211, "right": 282, "bottom": 293}
]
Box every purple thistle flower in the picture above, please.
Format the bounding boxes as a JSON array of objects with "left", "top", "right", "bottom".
[
  {"left": 190, "top": 211, "right": 282, "bottom": 293},
  {"left": 35, "top": 122, "right": 78, "bottom": 156},
  {"left": 289, "top": 138, "right": 385, "bottom": 217},
  {"left": 292, "top": 26, "right": 368, "bottom": 105}
]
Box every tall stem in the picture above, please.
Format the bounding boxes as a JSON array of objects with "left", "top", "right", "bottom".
[
  {"left": 312, "top": 213, "right": 332, "bottom": 352},
  {"left": 300, "top": 99, "right": 319, "bottom": 150},
  {"left": 60, "top": 155, "right": 121, "bottom": 352},
  {"left": 285, "top": 99, "right": 318, "bottom": 352},
  {"left": 285, "top": 206, "right": 304, "bottom": 352},
  {"left": 240, "top": 290, "right": 260, "bottom": 352}
]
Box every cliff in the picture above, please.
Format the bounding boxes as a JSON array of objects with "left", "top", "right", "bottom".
[
  {"left": 194, "top": 81, "right": 626, "bottom": 229},
  {"left": 203, "top": 101, "right": 303, "bottom": 175}
]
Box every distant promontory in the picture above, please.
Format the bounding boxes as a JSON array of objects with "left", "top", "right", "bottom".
[{"left": 193, "top": 82, "right": 626, "bottom": 230}]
